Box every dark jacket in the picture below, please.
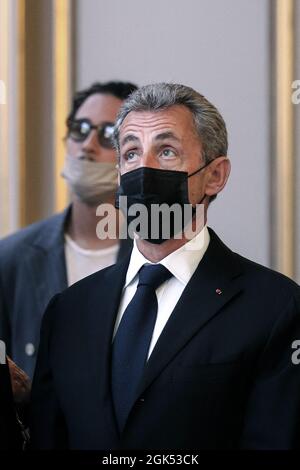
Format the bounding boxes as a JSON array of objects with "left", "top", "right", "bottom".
[
  {"left": 0, "top": 207, "right": 132, "bottom": 378},
  {"left": 30, "top": 229, "right": 300, "bottom": 449},
  {"left": 0, "top": 362, "right": 22, "bottom": 449}
]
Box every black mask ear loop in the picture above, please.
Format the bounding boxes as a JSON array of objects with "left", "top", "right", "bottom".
[
  {"left": 188, "top": 156, "right": 223, "bottom": 207},
  {"left": 187, "top": 158, "right": 214, "bottom": 179},
  {"left": 188, "top": 159, "right": 213, "bottom": 208}
]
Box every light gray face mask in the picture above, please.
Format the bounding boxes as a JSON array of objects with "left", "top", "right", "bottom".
[{"left": 61, "top": 155, "right": 118, "bottom": 206}]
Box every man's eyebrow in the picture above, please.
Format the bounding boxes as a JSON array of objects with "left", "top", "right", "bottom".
[
  {"left": 120, "top": 131, "right": 180, "bottom": 147},
  {"left": 120, "top": 134, "right": 140, "bottom": 147},
  {"left": 154, "top": 132, "right": 180, "bottom": 142}
]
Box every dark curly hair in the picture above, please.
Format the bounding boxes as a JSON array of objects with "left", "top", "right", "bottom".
[{"left": 66, "top": 81, "right": 138, "bottom": 126}]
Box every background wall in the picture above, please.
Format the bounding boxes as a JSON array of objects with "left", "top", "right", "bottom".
[
  {"left": 0, "top": 0, "right": 19, "bottom": 234},
  {"left": 296, "top": 0, "right": 300, "bottom": 284},
  {"left": 75, "top": 0, "right": 270, "bottom": 266},
  {"left": 0, "top": 0, "right": 298, "bottom": 280}
]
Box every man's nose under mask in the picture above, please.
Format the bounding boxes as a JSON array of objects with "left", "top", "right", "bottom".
[
  {"left": 61, "top": 155, "right": 118, "bottom": 206},
  {"left": 115, "top": 164, "right": 210, "bottom": 244}
]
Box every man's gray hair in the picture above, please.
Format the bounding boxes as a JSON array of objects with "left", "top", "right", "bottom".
[{"left": 113, "top": 82, "right": 228, "bottom": 164}]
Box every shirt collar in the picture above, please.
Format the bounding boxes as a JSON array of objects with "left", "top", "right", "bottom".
[{"left": 124, "top": 225, "right": 210, "bottom": 288}]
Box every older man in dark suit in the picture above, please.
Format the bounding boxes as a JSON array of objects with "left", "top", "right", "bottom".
[{"left": 30, "top": 83, "right": 300, "bottom": 450}]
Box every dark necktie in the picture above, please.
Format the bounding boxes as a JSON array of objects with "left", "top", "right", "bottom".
[{"left": 111, "top": 263, "right": 172, "bottom": 432}]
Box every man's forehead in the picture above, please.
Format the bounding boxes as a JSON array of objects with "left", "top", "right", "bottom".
[
  {"left": 75, "top": 93, "right": 123, "bottom": 120},
  {"left": 120, "top": 105, "right": 195, "bottom": 136}
]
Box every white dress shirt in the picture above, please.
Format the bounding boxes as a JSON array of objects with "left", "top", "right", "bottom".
[{"left": 112, "top": 226, "right": 210, "bottom": 360}]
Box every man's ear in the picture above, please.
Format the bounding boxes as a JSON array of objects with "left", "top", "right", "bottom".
[{"left": 205, "top": 157, "right": 231, "bottom": 198}]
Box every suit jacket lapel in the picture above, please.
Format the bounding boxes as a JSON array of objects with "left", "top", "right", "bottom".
[
  {"left": 86, "top": 253, "right": 131, "bottom": 435},
  {"left": 27, "top": 207, "right": 69, "bottom": 316},
  {"left": 117, "top": 237, "right": 133, "bottom": 263},
  {"left": 134, "top": 229, "right": 244, "bottom": 402}
]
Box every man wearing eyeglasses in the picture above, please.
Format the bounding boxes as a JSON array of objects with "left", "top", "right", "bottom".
[{"left": 0, "top": 81, "right": 137, "bottom": 380}]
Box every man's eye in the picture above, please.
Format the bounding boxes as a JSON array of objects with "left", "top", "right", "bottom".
[
  {"left": 124, "top": 150, "right": 139, "bottom": 161},
  {"left": 161, "top": 148, "right": 176, "bottom": 158}
]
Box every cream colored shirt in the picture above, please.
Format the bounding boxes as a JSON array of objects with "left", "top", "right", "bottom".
[{"left": 64, "top": 234, "right": 119, "bottom": 286}]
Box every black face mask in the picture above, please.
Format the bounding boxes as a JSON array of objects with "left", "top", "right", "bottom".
[{"left": 116, "top": 161, "right": 213, "bottom": 244}]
